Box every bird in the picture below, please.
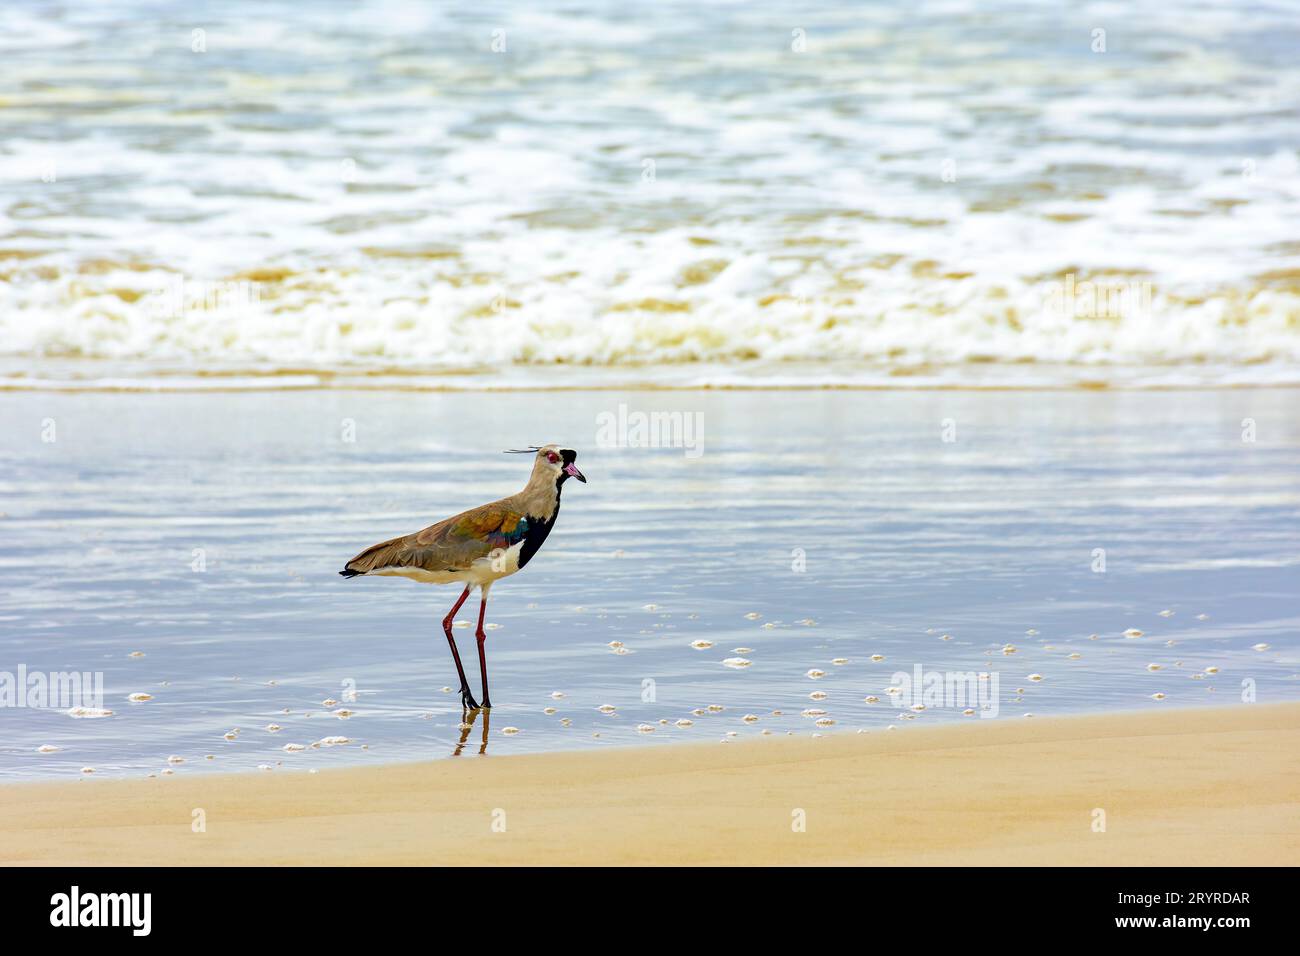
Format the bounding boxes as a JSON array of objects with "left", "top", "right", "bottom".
[{"left": 340, "top": 445, "right": 586, "bottom": 711}]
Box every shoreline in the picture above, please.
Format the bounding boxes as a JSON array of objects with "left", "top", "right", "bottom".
[
  {"left": 5, "top": 360, "right": 1299, "bottom": 394},
  {"left": 7, "top": 382, "right": 1300, "bottom": 394},
  {"left": 3, "top": 702, "right": 1296, "bottom": 866}
]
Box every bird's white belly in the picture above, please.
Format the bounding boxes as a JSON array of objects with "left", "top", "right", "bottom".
[{"left": 369, "top": 541, "right": 524, "bottom": 588}]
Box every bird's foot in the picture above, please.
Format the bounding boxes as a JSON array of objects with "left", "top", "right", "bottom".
[
  {"left": 480, "top": 698, "right": 492, "bottom": 710},
  {"left": 460, "top": 687, "right": 481, "bottom": 711}
]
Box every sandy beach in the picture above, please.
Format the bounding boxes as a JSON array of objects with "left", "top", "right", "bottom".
[{"left": 2, "top": 703, "right": 1295, "bottom": 866}]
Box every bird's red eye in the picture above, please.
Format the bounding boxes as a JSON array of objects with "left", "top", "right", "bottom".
[{"left": 546, "top": 452, "right": 560, "bottom": 463}]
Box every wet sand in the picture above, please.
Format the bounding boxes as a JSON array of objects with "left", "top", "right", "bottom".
[{"left": 1, "top": 703, "right": 1296, "bottom": 866}]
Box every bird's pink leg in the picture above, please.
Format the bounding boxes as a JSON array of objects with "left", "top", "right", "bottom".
[
  {"left": 475, "top": 593, "right": 492, "bottom": 709},
  {"left": 442, "top": 586, "right": 479, "bottom": 710}
]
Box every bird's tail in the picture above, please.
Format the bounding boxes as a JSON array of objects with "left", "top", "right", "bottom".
[{"left": 338, "top": 568, "right": 362, "bottom": 578}]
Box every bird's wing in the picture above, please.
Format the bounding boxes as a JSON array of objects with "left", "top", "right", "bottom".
[{"left": 344, "top": 501, "right": 530, "bottom": 575}]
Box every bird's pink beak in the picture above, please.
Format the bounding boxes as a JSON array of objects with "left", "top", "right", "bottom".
[{"left": 563, "top": 462, "right": 587, "bottom": 483}]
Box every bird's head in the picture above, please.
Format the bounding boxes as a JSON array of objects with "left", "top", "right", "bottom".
[{"left": 508, "top": 445, "right": 587, "bottom": 487}]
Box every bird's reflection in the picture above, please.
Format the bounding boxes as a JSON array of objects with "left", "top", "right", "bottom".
[{"left": 452, "top": 706, "right": 490, "bottom": 756}]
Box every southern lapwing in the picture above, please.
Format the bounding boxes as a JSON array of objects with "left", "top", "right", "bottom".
[{"left": 340, "top": 445, "right": 586, "bottom": 710}]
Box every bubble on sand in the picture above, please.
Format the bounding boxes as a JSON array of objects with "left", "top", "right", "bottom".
[
  {"left": 831, "top": 658, "right": 850, "bottom": 665},
  {"left": 1159, "top": 609, "right": 1175, "bottom": 618},
  {"left": 690, "top": 640, "right": 714, "bottom": 649},
  {"left": 1023, "top": 713, "right": 1034, "bottom": 718},
  {"left": 815, "top": 718, "right": 835, "bottom": 727},
  {"left": 165, "top": 755, "right": 184, "bottom": 765},
  {"left": 885, "top": 686, "right": 902, "bottom": 697},
  {"left": 801, "top": 708, "right": 827, "bottom": 717},
  {"left": 612, "top": 646, "right": 630, "bottom": 655},
  {"left": 691, "top": 708, "right": 707, "bottom": 716},
  {"left": 707, "top": 704, "right": 725, "bottom": 713},
  {"left": 223, "top": 730, "right": 238, "bottom": 741},
  {"left": 560, "top": 718, "right": 572, "bottom": 727},
  {"left": 607, "top": 641, "right": 624, "bottom": 649},
  {"left": 597, "top": 704, "right": 617, "bottom": 714},
  {"left": 1196, "top": 614, "right": 1209, "bottom": 621},
  {"left": 1124, "top": 629, "right": 1144, "bottom": 638},
  {"left": 1027, "top": 674, "right": 1044, "bottom": 682},
  {"left": 1067, "top": 653, "right": 1082, "bottom": 660},
  {"left": 37, "top": 745, "right": 59, "bottom": 753},
  {"left": 1252, "top": 643, "right": 1271, "bottom": 651},
  {"left": 1204, "top": 666, "right": 1220, "bottom": 674},
  {"left": 550, "top": 691, "right": 566, "bottom": 699},
  {"left": 1146, "top": 663, "right": 1162, "bottom": 671},
  {"left": 762, "top": 729, "right": 774, "bottom": 735},
  {"left": 484, "top": 623, "right": 502, "bottom": 631},
  {"left": 870, "top": 654, "right": 885, "bottom": 662},
  {"left": 265, "top": 724, "right": 281, "bottom": 732},
  {"left": 809, "top": 691, "right": 828, "bottom": 701},
  {"left": 744, "top": 612, "right": 761, "bottom": 620},
  {"left": 635, "top": 724, "right": 654, "bottom": 733},
  {"left": 676, "top": 719, "right": 694, "bottom": 727},
  {"left": 910, "top": 704, "right": 926, "bottom": 712},
  {"left": 66, "top": 707, "right": 112, "bottom": 719},
  {"left": 1026, "top": 629, "right": 1039, "bottom": 636},
  {"left": 864, "top": 696, "right": 879, "bottom": 704},
  {"left": 962, "top": 708, "right": 975, "bottom": 716},
  {"left": 322, "top": 698, "right": 339, "bottom": 707},
  {"left": 127, "top": 693, "right": 152, "bottom": 702},
  {"left": 283, "top": 743, "right": 305, "bottom": 752},
  {"left": 317, "top": 736, "right": 350, "bottom": 746},
  {"left": 797, "top": 618, "right": 816, "bottom": 626},
  {"left": 742, "top": 714, "right": 759, "bottom": 724},
  {"left": 722, "top": 657, "right": 752, "bottom": 668},
  {"left": 257, "top": 764, "right": 274, "bottom": 771},
  {"left": 1001, "top": 644, "right": 1018, "bottom": 655},
  {"left": 502, "top": 727, "right": 521, "bottom": 735},
  {"left": 80, "top": 767, "right": 95, "bottom": 774},
  {"left": 441, "top": 687, "right": 452, "bottom": 693},
  {"left": 543, "top": 707, "right": 557, "bottom": 715},
  {"left": 128, "top": 651, "right": 145, "bottom": 658},
  {"left": 732, "top": 647, "right": 753, "bottom": 653},
  {"left": 332, "top": 709, "right": 354, "bottom": 718},
  {"left": 1150, "top": 693, "right": 1167, "bottom": 701},
  {"left": 643, "top": 604, "right": 659, "bottom": 611},
  {"left": 806, "top": 669, "right": 826, "bottom": 679}
]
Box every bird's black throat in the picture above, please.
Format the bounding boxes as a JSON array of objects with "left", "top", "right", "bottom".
[{"left": 518, "top": 498, "right": 559, "bottom": 570}]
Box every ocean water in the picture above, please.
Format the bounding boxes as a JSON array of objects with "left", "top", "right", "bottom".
[
  {"left": 2, "top": 0, "right": 1300, "bottom": 387},
  {"left": 0, "top": 388, "right": 1297, "bottom": 779}
]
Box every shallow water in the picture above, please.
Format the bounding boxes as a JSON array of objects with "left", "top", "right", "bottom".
[
  {"left": 2, "top": 0, "right": 1299, "bottom": 383},
  {"left": 1, "top": 388, "right": 1297, "bottom": 779}
]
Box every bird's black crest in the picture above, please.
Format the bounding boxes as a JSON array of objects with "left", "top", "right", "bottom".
[{"left": 504, "top": 447, "right": 543, "bottom": 454}]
